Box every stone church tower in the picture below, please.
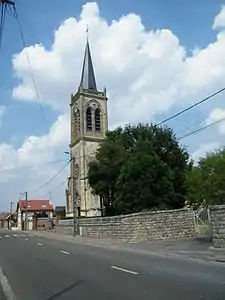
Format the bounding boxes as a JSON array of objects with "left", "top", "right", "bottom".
[{"left": 66, "top": 39, "right": 108, "bottom": 217}]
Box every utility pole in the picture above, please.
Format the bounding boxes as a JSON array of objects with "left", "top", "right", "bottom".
[
  {"left": 71, "top": 157, "right": 78, "bottom": 237},
  {"left": 65, "top": 151, "right": 79, "bottom": 237},
  {"left": 24, "top": 191, "right": 28, "bottom": 231}
]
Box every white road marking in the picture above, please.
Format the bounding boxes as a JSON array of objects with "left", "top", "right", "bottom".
[
  {"left": 0, "top": 236, "right": 2, "bottom": 239},
  {"left": 25, "top": 238, "right": 28, "bottom": 241},
  {"left": 4, "top": 235, "right": 10, "bottom": 238},
  {"left": 110, "top": 266, "right": 139, "bottom": 275},
  {"left": 37, "top": 243, "right": 43, "bottom": 246},
  {"left": 60, "top": 250, "right": 70, "bottom": 255},
  {"left": 13, "top": 234, "right": 17, "bottom": 237},
  {"left": 21, "top": 234, "right": 26, "bottom": 236}
]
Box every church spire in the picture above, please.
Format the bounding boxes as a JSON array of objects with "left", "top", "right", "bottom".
[{"left": 79, "top": 33, "right": 97, "bottom": 91}]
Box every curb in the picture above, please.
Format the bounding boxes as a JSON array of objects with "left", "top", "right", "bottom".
[
  {"left": 210, "top": 247, "right": 225, "bottom": 262},
  {"left": 0, "top": 266, "right": 16, "bottom": 300}
]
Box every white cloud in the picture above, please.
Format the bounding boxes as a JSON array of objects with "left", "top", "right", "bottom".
[
  {"left": 1, "top": 2, "right": 225, "bottom": 209},
  {"left": 12, "top": 2, "right": 225, "bottom": 126},
  {"left": 0, "top": 114, "right": 70, "bottom": 210},
  {"left": 205, "top": 108, "right": 225, "bottom": 134},
  {"left": 213, "top": 5, "right": 225, "bottom": 29},
  {"left": 191, "top": 142, "right": 221, "bottom": 163}
]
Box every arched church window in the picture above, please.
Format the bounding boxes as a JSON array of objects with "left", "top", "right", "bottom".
[
  {"left": 86, "top": 107, "right": 92, "bottom": 131},
  {"left": 74, "top": 112, "right": 77, "bottom": 131},
  {"left": 95, "top": 108, "right": 101, "bottom": 132},
  {"left": 76, "top": 109, "right": 80, "bottom": 133}
]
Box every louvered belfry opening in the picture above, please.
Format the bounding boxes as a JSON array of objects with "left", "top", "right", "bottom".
[
  {"left": 86, "top": 107, "right": 92, "bottom": 131},
  {"left": 95, "top": 108, "right": 101, "bottom": 132}
]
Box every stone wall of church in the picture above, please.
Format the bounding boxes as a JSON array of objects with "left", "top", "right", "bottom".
[{"left": 57, "top": 208, "right": 196, "bottom": 242}]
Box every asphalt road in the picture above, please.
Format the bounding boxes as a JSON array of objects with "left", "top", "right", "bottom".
[{"left": 0, "top": 230, "right": 225, "bottom": 300}]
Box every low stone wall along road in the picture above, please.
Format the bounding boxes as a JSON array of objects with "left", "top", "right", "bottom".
[
  {"left": 58, "top": 208, "right": 196, "bottom": 242},
  {"left": 0, "top": 230, "right": 225, "bottom": 299}
]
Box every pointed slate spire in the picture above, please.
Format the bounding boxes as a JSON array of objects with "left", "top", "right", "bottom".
[{"left": 80, "top": 39, "right": 97, "bottom": 91}]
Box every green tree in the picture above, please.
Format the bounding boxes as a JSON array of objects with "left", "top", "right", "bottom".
[
  {"left": 88, "top": 123, "right": 189, "bottom": 215},
  {"left": 187, "top": 148, "right": 225, "bottom": 207}
]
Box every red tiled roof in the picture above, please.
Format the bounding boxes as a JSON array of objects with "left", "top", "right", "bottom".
[{"left": 18, "top": 200, "right": 54, "bottom": 212}]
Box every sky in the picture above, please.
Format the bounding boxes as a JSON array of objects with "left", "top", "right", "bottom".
[{"left": 1, "top": 0, "right": 225, "bottom": 211}]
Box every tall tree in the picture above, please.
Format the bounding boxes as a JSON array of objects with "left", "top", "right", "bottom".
[
  {"left": 187, "top": 148, "right": 225, "bottom": 207},
  {"left": 88, "top": 123, "right": 189, "bottom": 215}
]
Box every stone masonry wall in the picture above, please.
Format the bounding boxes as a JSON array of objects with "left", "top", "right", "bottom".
[
  {"left": 209, "top": 204, "right": 225, "bottom": 248},
  {"left": 56, "top": 208, "right": 196, "bottom": 242}
]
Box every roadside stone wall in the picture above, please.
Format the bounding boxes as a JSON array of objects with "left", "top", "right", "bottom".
[
  {"left": 209, "top": 204, "right": 225, "bottom": 248},
  {"left": 56, "top": 208, "right": 196, "bottom": 242},
  {"left": 55, "top": 224, "right": 74, "bottom": 235}
]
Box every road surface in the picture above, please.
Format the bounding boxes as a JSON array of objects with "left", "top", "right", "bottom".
[{"left": 0, "top": 230, "right": 225, "bottom": 300}]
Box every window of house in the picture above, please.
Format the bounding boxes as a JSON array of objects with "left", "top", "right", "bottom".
[
  {"left": 86, "top": 107, "right": 92, "bottom": 131},
  {"left": 95, "top": 108, "right": 101, "bottom": 132}
]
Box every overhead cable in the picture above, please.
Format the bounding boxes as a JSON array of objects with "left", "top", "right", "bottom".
[
  {"left": 0, "top": 0, "right": 7, "bottom": 50},
  {"left": 178, "top": 115, "right": 225, "bottom": 140},
  {"left": 0, "top": 158, "right": 68, "bottom": 173},
  {"left": 41, "top": 178, "right": 68, "bottom": 198},
  {"left": 156, "top": 87, "right": 225, "bottom": 126},
  {"left": 13, "top": 5, "right": 47, "bottom": 124},
  {"left": 35, "top": 159, "right": 71, "bottom": 192}
]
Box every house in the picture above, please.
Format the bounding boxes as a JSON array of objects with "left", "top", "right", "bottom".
[{"left": 16, "top": 199, "right": 54, "bottom": 230}]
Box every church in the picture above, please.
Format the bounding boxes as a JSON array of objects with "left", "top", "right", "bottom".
[{"left": 66, "top": 38, "right": 108, "bottom": 217}]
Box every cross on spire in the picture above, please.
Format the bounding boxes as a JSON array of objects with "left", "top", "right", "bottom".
[{"left": 86, "top": 24, "right": 89, "bottom": 40}]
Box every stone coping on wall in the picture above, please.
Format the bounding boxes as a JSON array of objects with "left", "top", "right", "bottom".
[
  {"left": 209, "top": 204, "right": 225, "bottom": 210},
  {"left": 79, "top": 208, "right": 193, "bottom": 221}
]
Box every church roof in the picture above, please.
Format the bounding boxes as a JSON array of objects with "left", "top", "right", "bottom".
[{"left": 80, "top": 40, "right": 97, "bottom": 91}]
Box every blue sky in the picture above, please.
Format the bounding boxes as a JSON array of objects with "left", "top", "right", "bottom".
[
  {"left": 0, "top": 0, "right": 223, "bottom": 141},
  {"left": 0, "top": 0, "right": 225, "bottom": 211}
]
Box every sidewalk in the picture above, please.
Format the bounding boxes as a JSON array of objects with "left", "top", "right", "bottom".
[{"left": 27, "top": 231, "right": 215, "bottom": 263}]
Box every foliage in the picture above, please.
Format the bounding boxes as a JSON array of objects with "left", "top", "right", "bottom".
[
  {"left": 187, "top": 148, "right": 225, "bottom": 208},
  {"left": 88, "top": 123, "right": 189, "bottom": 215}
]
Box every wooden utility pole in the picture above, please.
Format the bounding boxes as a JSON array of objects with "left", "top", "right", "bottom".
[{"left": 71, "top": 157, "right": 78, "bottom": 236}]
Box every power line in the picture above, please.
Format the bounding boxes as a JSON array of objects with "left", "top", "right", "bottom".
[
  {"left": 0, "top": 0, "right": 7, "bottom": 50},
  {"left": 41, "top": 178, "right": 68, "bottom": 198},
  {"left": 34, "top": 159, "right": 71, "bottom": 192},
  {"left": 156, "top": 87, "right": 225, "bottom": 126},
  {"left": 13, "top": 5, "right": 47, "bottom": 125},
  {"left": 178, "top": 115, "right": 225, "bottom": 140},
  {"left": 0, "top": 1, "right": 16, "bottom": 51},
  {"left": 33, "top": 150, "right": 97, "bottom": 194},
  {"left": 0, "top": 158, "right": 68, "bottom": 173}
]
